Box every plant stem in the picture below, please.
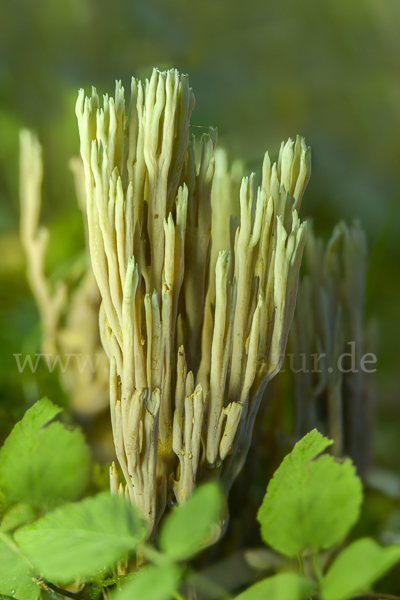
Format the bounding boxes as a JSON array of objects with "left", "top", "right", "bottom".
[
  {"left": 311, "top": 551, "right": 323, "bottom": 584},
  {"left": 297, "top": 554, "right": 306, "bottom": 577},
  {"left": 297, "top": 554, "right": 313, "bottom": 600},
  {"left": 141, "top": 543, "right": 170, "bottom": 566},
  {"left": 44, "top": 582, "right": 86, "bottom": 600},
  {"left": 110, "top": 564, "right": 120, "bottom": 589}
]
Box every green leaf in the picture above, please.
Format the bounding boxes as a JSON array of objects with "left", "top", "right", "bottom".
[
  {"left": 0, "top": 397, "right": 91, "bottom": 508},
  {"left": 257, "top": 430, "right": 362, "bottom": 556},
  {"left": 15, "top": 492, "right": 145, "bottom": 582},
  {"left": 0, "top": 489, "right": 7, "bottom": 517},
  {"left": 0, "top": 533, "right": 29, "bottom": 576},
  {"left": 0, "top": 534, "right": 38, "bottom": 600},
  {"left": 159, "top": 482, "right": 223, "bottom": 560},
  {"left": 234, "top": 573, "right": 315, "bottom": 600},
  {"left": 1, "top": 504, "right": 36, "bottom": 532},
  {"left": 321, "top": 537, "right": 400, "bottom": 600},
  {"left": 111, "top": 564, "right": 181, "bottom": 600},
  {"left": 0, "top": 571, "right": 39, "bottom": 600}
]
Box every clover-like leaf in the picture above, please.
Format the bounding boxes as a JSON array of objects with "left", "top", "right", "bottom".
[
  {"left": 1, "top": 503, "right": 36, "bottom": 532},
  {"left": 234, "top": 572, "right": 315, "bottom": 600},
  {"left": 111, "top": 564, "right": 181, "bottom": 600},
  {"left": 159, "top": 482, "right": 223, "bottom": 560},
  {"left": 0, "top": 397, "right": 91, "bottom": 509},
  {"left": 258, "top": 430, "right": 362, "bottom": 556},
  {"left": 321, "top": 537, "right": 400, "bottom": 600},
  {"left": 15, "top": 492, "right": 145, "bottom": 582},
  {"left": 0, "top": 533, "right": 38, "bottom": 600}
]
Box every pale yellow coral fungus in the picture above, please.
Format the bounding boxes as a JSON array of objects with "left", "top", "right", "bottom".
[
  {"left": 290, "top": 220, "right": 373, "bottom": 474},
  {"left": 75, "top": 68, "right": 311, "bottom": 539},
  {"left": 19, "top": 130, "right": 109, "bottom": 416}
]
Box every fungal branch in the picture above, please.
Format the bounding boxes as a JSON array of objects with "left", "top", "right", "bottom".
[
  {"left": 19, "top": 131, "right": 109, "bottom": 416},
  {"left": 76, "top": 68, "right": 311, "bottom": 540},
  {"left": 19, "top": 131, "right": 67, "bottom": 357},
  {"left": 209, "top": 139, "right": 311, "bottom": 492},
  {"left": 290, "top": 220, "right": 373, "bottom": 475}
]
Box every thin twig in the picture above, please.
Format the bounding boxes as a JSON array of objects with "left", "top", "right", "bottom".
[
  {"left": 46, "top": 582, "right": 87, "bottom": 600},
  {"left": 32, "top": 577, "right": 86, "bottom": 600}
]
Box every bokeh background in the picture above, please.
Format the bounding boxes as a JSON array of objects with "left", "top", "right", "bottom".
[{"left": 1, "top": 0, "right": 400, "bottom": 558}]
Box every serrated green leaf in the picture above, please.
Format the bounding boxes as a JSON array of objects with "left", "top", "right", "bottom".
[
  {"left": 321, "top": 537, "right": 400, "bottom": 600},
  {"left": 14, "top": 397, "right": 62, "bottom": 430},
  {"left": 0, "top": 534, "right": 38, "bottom": 600},
  {"left": 15, "top": 492, "right": 145, "bottom": 582},
  {"left": 159, "top": 482, "right": 223, "bottom": 560},
  {"left": 258, "top": 430, "right": 362, "bottom": 556},
  {"left": 0, "top": 571, "right": 39, "bottom": 600},
  {"left": 1, "top": 504, "right": 36, "bottom": 532},
  {"left": 283, "top": 429, "right": 333, "bottom": 468},
  {"left": 0, "top": 533, "right": 30, "bottom": 576},
  {"left": 0, "top": 398, "right": 91, "bottom": 508},
  {"left": 234, "top": 572, "right": 315, "bottom": 600},
  {"left": 111, "top": 564, "right": 181, "bottom": 600}
]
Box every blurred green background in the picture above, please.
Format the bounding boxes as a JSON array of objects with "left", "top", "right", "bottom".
[{"left": 1, "top": 0, "right": 400, "bottom": 470}]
